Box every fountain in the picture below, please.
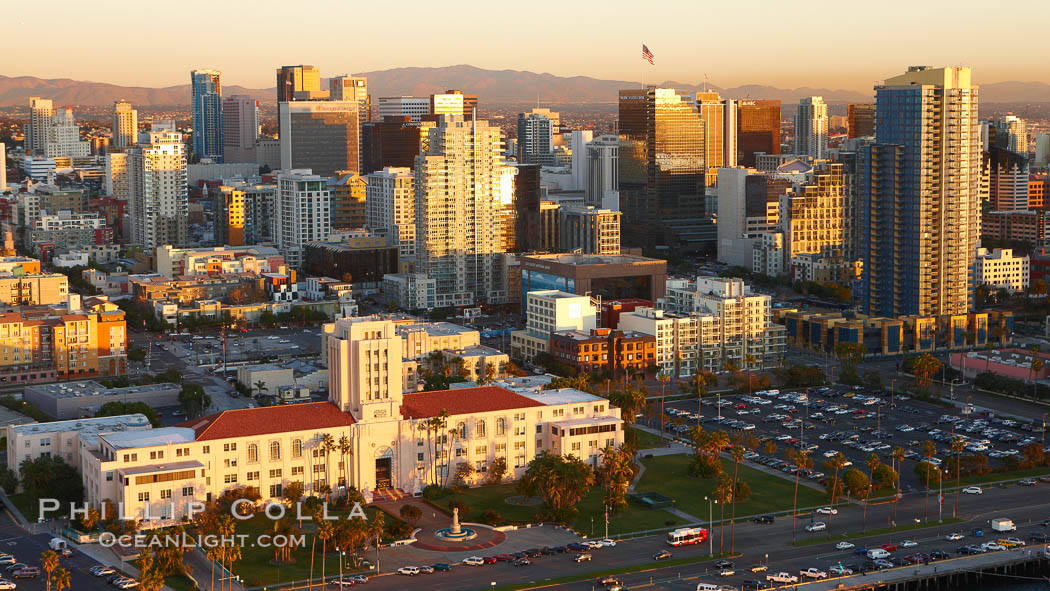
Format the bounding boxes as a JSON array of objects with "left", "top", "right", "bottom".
[{"left": 434, "top": 507, "right": 477, "bottom": 541}]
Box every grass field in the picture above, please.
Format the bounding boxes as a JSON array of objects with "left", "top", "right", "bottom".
[
  {"left": 632, "top": 427, "right": 670, "bottom": 450},
  {"left": 432, "top": 483, "right": 687, "bottom": 536},
  {"left": 7, "top": 493, "right": 41, "bottom": 522},
  {"left": 633, "top": 455, "right": 827, "bottom": 521}
]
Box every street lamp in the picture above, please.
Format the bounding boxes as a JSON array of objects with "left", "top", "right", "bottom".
[
  {"left": 1042, "top": 413, "right": 1047, "bottom": 451},
  {"left": 705, "top": 495, "right": 713, "bottom": 556}
]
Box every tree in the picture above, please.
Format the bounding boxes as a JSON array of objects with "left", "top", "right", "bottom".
[
  {"left": 95, "top": 401, "right": 161, "bottom": 426},
  {"left": 284, "top": 481, "right": 305, "bottom": 505},
  {"left": 891, "top": 446, "right": 905, "bottom": 527},
  {"left": 321, "top": 433, "right": 336, "bottom": 499},
  {"left": 399, "top": 504, "right": 422, "bottom": 526},
  {"left": 478, "top": 362, "right": 497, "bottom": 385},
  {"left": 952, "top": 435, "right": 966, "bottom": 518},
  {"left": 253, "top": 380, "right": 268, "bottom": 399},
  {"left": 790, "top": 449, "right": 813, "bottom": 541},
  {"left": 713, "top": 474, "right": 733, "bottom": 554},
  {"left": 863, "top": 453, "right": 880, "bottom": 531},
  {"left": 488, "top": 456, "right": 508, "bottom": 485},
  {"left": 337, "top": 434, "right": 352, "bottom": 494},
  {"left": 1031, "top": 358, "right": 1044, "bottom": 398},
  {"left": 595, "top": 445, "right": 634, "bottom": 513},
  {"left": 609, "top": 386, "right": 647, "bottom": 427},
  {"left": 730, "top": 446, "right": 746, "bottom": 553},
  {"left": 0, "top": 467, "right": 16, "bottom": 494},
  {"left": 453, "top": 462, "right": 475, "bottom": 486},
  {"left": 835, "top": 342, "right": 866, "bottom": 384},
  {"left": 20, "top": 456, "right": 83, "bottom": 517},
  {"left": 823, "top": 453, "right": 848, "bottom": 534},
  {"left": 317, "top": 517, "right": 334, "bottom": 588},
  {"left": 919, "top": 439, "right": 937, "bottom": 521},
  {"left": 42, "top": 550, "right": 59, "bottom": 591},
  {"left": 911, "top": 353, "right": 942, "bottom": 392},
  {"left": 52, "top": 568, "right": 71, "bottom": 591},
  {"left": 178, "top": 382, "right": 212, "bottom": 418},
  {"left": 518, "top": 452, "right": 595, "bottom": 522}
]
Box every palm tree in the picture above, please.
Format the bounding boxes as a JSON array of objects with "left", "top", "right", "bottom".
[
  {"left": 206, "top": 545, "right": 220, "bottom": 591},
  {"left": 320, "top": 433, "right": 336, "bottom": 498},
  {"left": 41, "top": 550, "right": 59, "bottom": 591},
  {"left": 824, "top": 453, "right": 848, "bottom": 535},
  {"left": 713, "top": 474, "right": 734, "bottom": 554},
  {"left": 891, "top": 446, "right": 905, "bottom": 527},
  {"left": 919, "top": 439, "right": 938, "bottom": 521},
  {"left": 790, "top": 450, "right": 812, "bottom": 542},
  {"left": 369, "top": 508, "right": 386, "bottom": 573},
  {"left": 951, "top": 434, "right": 965, "bottom": 518},
  {"left": 52, "top": 568, "right": 71, "bottom": 591},
  {"left": 253, "top": 380, "right": 268, "bottom": 400},
  {"left": 338, "top": 434, "right": 352, "bottom": 494},
  {"left": 217, "top": 514, "right": 237, "bottom": 591},
  {"left": 1031, "top": 358, "right": 1044, "bottom": 398},
  {"left": 705, "top": 430, "right": 730, "bottom": 473},
  {"left": 318, "top": 517, "right": 334, "bottom": 586},
  {"left": 864, "top": 453, "right": 880, "bottom": 532},
  {"left": 658, "top": 373, "right": 671, "bottom": 439},
  {"left": 730, "top": 446, "right": 746, "bottom": 553}
]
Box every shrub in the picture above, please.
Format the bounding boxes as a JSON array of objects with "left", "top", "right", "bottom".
[{"left": 479, "top": 509, "right": 503, "bottom": 526}]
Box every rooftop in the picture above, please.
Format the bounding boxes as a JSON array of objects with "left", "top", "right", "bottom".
[
  {"left": 522, "top": 253, "right": 665, "bottom": 267},
  {"left": 28, "top": 380, "right": 177, "bottom": 399},
  {"left": 103, "top": 427, "right": 196, "bottom": 450},
  {"left": 120, "top": 460, "right": 203, "bottom": 476},
  {"left": 396, "top": 321, "right": 475, "bottom": 338},
  {"left": 520, "top": 387, "right": 605, "bottom": 406},
  {"left": 400, "top": 386, "right": 546, "bottom": 419},
  {"left": 9, "top": 413, "right": 150, "bottom": 437},
  {"left": 180, "top": 402, "right": 354, "bottom": 441}
]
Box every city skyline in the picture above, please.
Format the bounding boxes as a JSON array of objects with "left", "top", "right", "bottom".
[{"left": 6, "top": 0, "right": 1050, "bottom": 92}]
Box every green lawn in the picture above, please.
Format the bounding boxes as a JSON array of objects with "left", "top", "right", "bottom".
[
  {"left": 631, "top": 427, "right": 670, "bottom": 450},
  {"left": 6, "top": 493, "right": 41, "bottom": 522},
  {"left": 634, "top": 455, "right": 827, "bottom": 521},
  {"left": 164, "top": 575, "right": 197, "bottom": 591},
  {"left": 433, "top": 483, "right": 686, "bottom": 536}
]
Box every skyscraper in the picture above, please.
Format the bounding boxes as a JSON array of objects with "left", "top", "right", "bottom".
[
  {"left": 991, "top": 115, "right": 1028, "bottom": 155},
  {"left": 43, "top": 107, "right": 91, "bottom": 158},
  {"left": 586, "top": 135, "right": 619, "bottom": 210},
  {"left": 378, "top": 97, "right": 431, "bottom": 121},
  {"left": 26, "top": 97, "right": 54, "bottom": 156},
  {"left": 516, "top": 108, "right": 559, "bottom": 165},
  {"left": 328, "top": 172, "right": 367, "bottom": 230},
  {"left": 221, "top": 95, "right": 259, "bottom": 163},
  {"left": 737, "top": 99, "right": 781, "bottom": 167},
  {"left": 279, "top": 101, "right": 360, "bottom": 177},
  {"left": 618, "top": 88, "right": 705, "bottom": 248},
  {"left": 275, "top": 170, "right": 331, "bottom": 270},
  {"left": 793, "top": 96, "right": 828, "bottom": 159},
  {"left": 190, "top": 69, "right": 223, "bottom": 161},
  {"left": 365, "top": 167, "right": 416, "bottom": 262},
  {"left": 329, "top": 75, "right": 370, "bottom": 124},
  {"left": 847, "top": 104, "right": 875, "bottom": 138},
  {"left": 127, "top": 129, "right": 188, "bottom": 249},
  {"left": 111, "top": 100, "right": 137, "bottom": 149},
  {"left": 276, "top": 65, "right": 322, "bottom": 102},
  {"left": 860, "top": 66, "right": 980, "bottom": 317},
  {"left": 433, "top": 90, "right": 477, "bottom": 119},
  {"left": 360, "top": 116, "right": 435, "bottom": 174},
  {"left": 414, "top": 115, "right": 508, "bottom": 306}
]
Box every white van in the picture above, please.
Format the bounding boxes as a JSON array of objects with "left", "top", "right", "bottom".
[
  {"left": 866, "top": 548, "right": 891, "bottom": 559},
  {"left": 697, "top": 584, "right": 722, "bottom": 591}
]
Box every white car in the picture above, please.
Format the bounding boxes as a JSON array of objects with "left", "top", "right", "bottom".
[
  {"left": 805, "top": 522, "right": 827, "bottom": 532},
  {"left": 981, "top": 542, "right": 1006, "bottom": 551},
  {"left": 945, "top": 533, "right": 964, "bottom": 541},
  {"left": 397, "top": 567, "right": 420, "bottom": 576},
  {"left": 817, "top": 507, "right": 838, "bottom": 515},
  {"left": 462, "top": 556, "right": 484, "bottom": 566},
  {"left": 963, "top": 486, "right": 983, "bottom": 495},
  {"left": 0, "top": 580, "right": 14, "bottom": 590},
  {"left": 599, "top": 539, "right": 617, "bottom": 547},
  {"left": 900, "top": 540, "right": 918, "bottom": 548},
  {"left": 835, "top": 541, "right": 855, "bottom": 550}
]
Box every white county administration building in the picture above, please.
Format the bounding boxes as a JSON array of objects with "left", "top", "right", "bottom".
[{"left": 82, "top": 317, "right": 623, "bottom": 524}]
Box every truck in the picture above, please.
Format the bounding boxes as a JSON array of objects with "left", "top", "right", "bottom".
[
  {"left": 799, "top": 567, "right": 828, "bottom": 579},
  {"left": 766, "top": 572, "right": 799, "bottom": 584},
  {"left": 48, "top": 537, "right": 71, "bottom": 556},
  {"left": 992, "top": 518, "right": 1016, "bottom": 532}
]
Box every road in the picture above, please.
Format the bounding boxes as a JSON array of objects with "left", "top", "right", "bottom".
[{"left": 0, "top": 510, "right": 119, "bottom": 591}]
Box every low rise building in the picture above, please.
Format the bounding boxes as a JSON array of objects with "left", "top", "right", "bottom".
[
  {"left": 154, "top": 245, "right": 286, "bottom": 277},
  {"left": 549, "top": 327, "right": 656, "bottom": 376},
  {"left": 951, "top": 348, "right": 1050, "bottom": 381},
  {"left": 511, "top": 290, "right": 597, "bottom": 362},
  {"left": 382, "top": 273, "right": 436, "bottom": 310},
  {"left": 0, "top": 304, "right": 127, "bottom": 384},
  {"left": 519, "top": 253, "right": 667, "bottom": 304},
  {"left": 24, "top": 380, "right": 180, "bottom": 420},
  {"left": 975, "top": 247, "right": 1029, "bottom": 292},
  {"left": 6, "top": 413, "right": 151, "bottom": 477},
  {"left": 0, "top": 273, "right": 69, "bottom": 306}
]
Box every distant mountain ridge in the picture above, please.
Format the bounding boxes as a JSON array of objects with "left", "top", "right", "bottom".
[{"left": 0, "top": 65, "right": 1045, "bottom": 107}]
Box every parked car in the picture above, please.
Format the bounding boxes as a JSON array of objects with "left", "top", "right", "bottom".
[
  {"left": 749, "top": 564, "right": 769, "bottom": 572},
  {"left": 805, "top": 522, "right": 827, "bottom": 532},
  {"left": 829, "top": 565, "right": 853, "bottom": 576},
  {"left": 900, "top": 540, "right": 918, "bottom": 548},
  {"left": 835, "top": 542, "right": 855, "bottom": 550},
  {"left": 0, "top": 580, "right": 14, "bottom": 590},
  {"left": 462, "top": 556, "right": 484, "bottom": 566},
  {"left": 397, "top": 567, "right": 420, "bottom": 576},
  {"left": 513, "top": 558, "right": 532, "bottom": 567},
  {"left": 753, "top": 514, "right": 775, "bottom": 524},
  {"left": 715, "top": 560, "right": 734, "bottom": 568},
  {"left": 432, "top": 563, "right": 452, "bottom": 572},
  {"left": 817, "top": 507, "right": 838, "bottom": 515},
  {"left": 945, "top": 533, "right": 965, "bottom": 541},
  {"left": 11, "top": 567, "right": 39, "bottom": 579},
  {"left": 418, "top": 566, "right": 434, "bottom": 574}
]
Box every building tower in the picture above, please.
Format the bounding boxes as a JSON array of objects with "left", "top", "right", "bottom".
[
  {"left": 127, "top": 129, "right": 189, "bottom": 249},
  {"left": 847, "top": 104, "right": 875, "bottom": 138},
  {"left": 275, "top": 170, "right": 331, "bottom": 270},
  {"left": 221, "top": 95, "right": 259, "bottom": 163},
  {"left": 696, "top": 92, "right": 737, "bottom": 185},
  {"left": 365, "top": 167, "right": 416, "bottom": 262},
  {"left": 111, "top": 100, "right": 137, "bottom": 149},
  {"left": 329, "top": 75, "right": 370, "bottom": 124},
  {"left": 278, "top": 101, "right": 360, "bottom": 177},
  {"left": 860, "top": 66, "right": 981, "bottom": 317},
  {"left": 736, "top": 100, "right": 780, "bottom": 167},
  {"left": 190, "top": 69, "right": 223, "bottom": 162},
  {"left": 414, "top": 115, "right": 508, "bottom": 306},
  {"left": 327, "top": 316, "right": 403, "bottom": 422},
  {"left": 516, "top": 108, "right": 559, "bottom": 165},
  {"left": 26, "top": 97, "right": 55, "bottom": 156},
  {"left": 618, "top": 88, "right": 705, "bottom": 248},
  {"left": 276, "top": 65, "right": 322, "bottom": 102},
  {"left": 794, "top": 96, "right": 828, "bottom": 159}
]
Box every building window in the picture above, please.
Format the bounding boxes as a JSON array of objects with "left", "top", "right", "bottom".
[
  {"left": 457, "top": 422, "right": 466, "bottom": 439},
  {"left": 292, "top": 466, "right": 304, "bottom": 476},
  {"left": 182, "top": 486, "right": 193, "bottom": 496},
  {"left": 270, "top": 484, "right": 283, "bottom": 498},
  {"left": 292, "top": 439, "right": 302, "bottom": 458},
  {"left": 224, "top": 443, "right": 237, "bottom": 453},
  {"left": 270, "top": 441, "right": 281, "bottom": 461},
  {"left": 269, "top": 469, "right": 283, "bottom": 479},
  {"left": 138, "top": 492, "right": 149, "bottom": 502},
  {"left": 160, "top": 489, "right": 172, "bottom": 500},
  {"left": 476, "top": 420, "right": 486, "bottom": 438},
  {"left": 496, "top": 418, "right": 506, "bottom": 436},
  {"left": 247, "top": 444, "right": 258, "bottom": 464}
]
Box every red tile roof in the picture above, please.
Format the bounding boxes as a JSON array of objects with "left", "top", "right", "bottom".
[
  {"left": 400, "top": 386, "right": 545, "bottom": 419},
  {"left": 179, "top": 402, "right": 354, "bottom": 441}
]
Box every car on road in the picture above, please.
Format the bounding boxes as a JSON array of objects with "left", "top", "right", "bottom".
[
  {"left": 718, "top": 568, "right": 736, "bottom": 577},
  {"left": 946, "top": 533, "right": 965, "bottom": 541},
  {"left": 598, "top": 576, "right": 623, "bottom": 591},
  {"left": 836, "top": 541, "right": 855, "bottom": 550},
  {"left": 329, "top": 578, "right": 356, "bottom": 587},
  {"left": 567, "top": 542, "right": 589, "bottom": 552},
  {"left": 598, "top": 538, "right": 617, "bottom": 547},
  {"left": 879, "top": 543, "right": 898, "bottom": 552},
  {"left": 397, "top": 567, "right": 420, "bottom": 576},
  {"left": 749, "top": 564, "right": 769, "bottom": 572},
  {"left": 513, "top": 558, "right": 532, "bottom": 566},
  {"left": 714, "top": 559, "right": 734, "bottom": 568},
  {"left": 817, "top": 507, "right": 838, "bottom": 515},
  {"left": 957, "top": 545, "right": 983, "bottom": 555},
  {"left": 1019, "top": 479, "right": 1036, "bottom": 486},
  {"left": 900, "top": 540, "right": 918, "bottom": 548},
  {"left": 963, "top": 486, "right": 983, "bottom": 495},
  {"left": 873, "top": 559, "right": 894, "bottom": 569},
  {"left": 805, "top": 522, "right": 827, "bottom": 532},
  {"left": 482, "top": 556, "right": 497, "bottom": 564},
  {"left": 418, "top": 566, "right": 435, "bottom": 574},
  {"left": 0, "top": 558, "right": 13, "bottom": 567},
  {"left": 981, "top": 542, "right": 1006, "bottom": 551},
  {"left": 752, "top": 514, "right": 775, "bottom": 524},
  {"left": 653, "top": 550, "right": 673, "bottom": 560},
  {"left": 800, "top": 567, "right": 828, "bottom": 579},
  {"left": 91, "top": 566, "right": 116, "bottom": 577},
  {"left": 463, "top": 556, "right": 484, "bottom": 566},
  {"left": 829, "top": 564, "right": 853, "bottom": 576},
  {"left": 575, "top": 553, "right": 592, "bottom": 563},
  {"left": 766, "top": 572, "right": 799, "bottom": 584},
  {"left": 432, "top": 563, "right": 451, "bottom": 572},
  {"left": 929, "top": 551, "right": 951, "bottom": 561}
]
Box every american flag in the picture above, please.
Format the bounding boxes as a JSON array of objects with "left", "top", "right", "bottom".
[{"left": 642, "top": 44, "right": 654, "bottom": 65}]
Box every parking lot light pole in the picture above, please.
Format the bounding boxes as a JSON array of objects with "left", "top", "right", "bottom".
[
  {"left": 705, "top": 496, "right": 713, "bottom": 556},
  {"left": 1042, "top": 413, "right": 1047, "bottom": 451}
]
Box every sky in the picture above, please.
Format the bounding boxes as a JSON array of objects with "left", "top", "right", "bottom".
[{"left": 6, "top": 0, "right": 1048, "bottom": 91}]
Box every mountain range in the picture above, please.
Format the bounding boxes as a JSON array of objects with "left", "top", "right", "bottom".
[{"left": 0, "top": 65, "right": 1046, "bottom": 107}]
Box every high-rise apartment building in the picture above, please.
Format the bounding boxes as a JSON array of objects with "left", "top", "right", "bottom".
[
  {"left": 516, "top": 108, "right": 559, "bottom": 165},
  {"left": 275, "top": 170, "right": 331, "bottom": 270},
  {"left": 989, "top": 147, "right": 1030, "bottom": 211},
  {"left": 365, "top": 167, "right": 416, "bottom": 262},
  {"left": 276, "top": 65, "right": 322, "bottom": 102},
  {"left": 221, "top": 95, "right": 259, "bottom": 163},
  {"left": 783, "top": 162, "right": 848, "bottom": 265},
  {"left": 847, "top": 104, "right": 875, "bottom": 138},
  {"left": 328, "top": 172, "right": 367, "bottom": 230},
  {"left": 190, "top": 69, "right": 223, "bottom": 161},
  {"left": 433, "top": 90, "right": 477, "bottom": 119},
  {"left": 860, "top": 66, "right": 981, "bottom": 317},
  {"left": 1036, "top": 133, "right": 1050, "bottom": 167},
  {"left": 104, "top": 152, "right": 129, "bottom": 199},
  {"left": 559, "top": 207, "right": 621, "bottom": 255},
  {"left": 111, "top": 100, "right": 137, "bottom": 149},
  {"left": 695, "top": 92, "right": 738, "bottom": 185},
  {"left": 793, "top": 96, "right": 828, "bottom": 159},
  {"left": 127, "top": 130, "right": 189, "bottom": 249},
  {"left": 992, "top": 115, "right": 1028, "bottom": 155},
  {"left": 278, "top": 101, "right": 359, "bottom": 176},
  {"left": 737, "top": 99, "right": 781, "bottom": 167},
  {"left": 414, "top": 115, "right": 509, "bottom": 306},
  {"left": 214, "top": 181, "right": 275, "bottom": 246},
  {"left": 42, "top": 107, "right": 90, "bottom": 159},
  {"left": 25, "top": 97, "right": 55, "bottom": 156},
  {"left": 618, "top": 88, "right": 705, "bottom": 248}
]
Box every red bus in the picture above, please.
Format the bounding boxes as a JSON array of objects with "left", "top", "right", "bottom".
[{"left": 666, "top": 527, "right": 707, "bottom": 546}]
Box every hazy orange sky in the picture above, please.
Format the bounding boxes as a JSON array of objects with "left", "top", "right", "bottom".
[{"left": 6, "top": 0, "right": 1047, "bottom": 90}]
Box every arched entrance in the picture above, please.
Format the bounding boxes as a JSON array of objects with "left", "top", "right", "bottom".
[{"left": 374, "top": 446, "right": 393, "bottom": 490}]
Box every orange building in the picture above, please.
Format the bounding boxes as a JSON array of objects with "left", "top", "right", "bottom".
[
  {"left": 0, "top": 306, "right": 126, "bottom": 384},
  {"left": 1031, "top": 173, "right": 1047, "bottom": 209},
  {"left": 550, "top": 327, "right": 656, "bottom": 376}
]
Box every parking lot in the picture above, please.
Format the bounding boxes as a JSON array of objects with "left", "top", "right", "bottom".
[
  {"left": 0, "top": 513, "right": 116, "bottom": 591},
  {"left": 645, "top": 384, "right": 1048, "bottom": 493}
]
